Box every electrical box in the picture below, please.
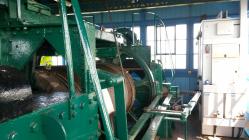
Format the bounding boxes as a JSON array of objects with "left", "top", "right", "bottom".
[{"left": 198, "top": 19, "right": 249, "bottom": 137}]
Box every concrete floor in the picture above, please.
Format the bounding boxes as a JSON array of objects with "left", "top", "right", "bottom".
[{"left": 163, "top": 111, "right": 245, "bottom": 140}]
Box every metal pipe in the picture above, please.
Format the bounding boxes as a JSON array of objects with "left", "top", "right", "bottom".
[
  {"left": 59, "top": 0, "right": 76, "bottom": 120},
  {"left": 129, "top": 95, "right": 162, "bottom": 140},
  {"left": 70, "top": 0, "right": 114, "bottom": 139},
  {"left": 146, "top": 110, "right": 182, "bottom": 116},
  {"left": 141, "top": 95, "right": 172, "bottom": 140},
  {"left": 183, "top": 92, "right": 201, "bottom": 115},
  {"left": 17, "top": 0, "right": 21, "bottom": 20},
  {"left": 164, "top": 116, "right": 183, "bottom": 122}
]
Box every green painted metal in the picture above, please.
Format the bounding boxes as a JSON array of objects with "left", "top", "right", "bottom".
[
  {"left": 128, "top": 95, "right": 162, "bottom": 140},
  {"left": 70, "top": 0, "right": 114, "bottom": 139},
  {"left": 59, "top": 0, "right": 76, "bottom": 121},
  {"left": 96, "top": 47, "right": 117, "bottom": 58},
  {"left": 98, "top": 70, "right": 129, "bottom": 140},
  {"left": 170, "top": 86, "right": 180, "bottom": 98},
  {"left": 142, "top": 95, "right": 172, "bottom": 140},
  {"left": 120, "top": 47, "right": 156, "bottom": 101},
  {"left": 95, "top": 32, "right": 167, "bottom": 139},
  {"left": 114, "top": 79, "right": 128, "bottom": 140},
  {"left": 0, "top": 94, "right": 99, "bottom": 140},
  {"left": 150, "top": 62, "right": 164, "bottom": 95},
  {"left": 27, "top": 0, "right": 51, "bottom": 16},
  {"left": 0, "top": 0, "right": 117, "bottom": 140}
]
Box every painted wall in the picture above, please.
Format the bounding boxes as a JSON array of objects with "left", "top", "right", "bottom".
[{"left": 83, "top": 1, "right": 241, "bottom": 92}]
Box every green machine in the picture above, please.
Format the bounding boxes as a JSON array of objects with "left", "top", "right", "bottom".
[
  {"left": 95, "top": 27, "right": 201, "bottom": 140},
  {"left": 0, "top": 0, "right": 128, "bottom": 140},
  {"left": 0, "top": 0, "right": 200, "bottom": 140}
]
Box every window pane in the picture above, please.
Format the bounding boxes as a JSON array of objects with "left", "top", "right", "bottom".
[
  {"left": 166, "top": 26, "right": 175, "bottom": 40},
  {"left": 133, "top": 26, "right": 140, "bottom": 40},
  {"left": 176, "top": 24, "right": 187, "bottom": 39},
  {"left": 52, "top": 56, "right": 64, "bottom": 66},
  {"left": 193, "top": 23, "right": 201, "bottom": 69},
  {"left": 156, "top": 41, "right": 161, "bottom": 54},
  {"left": 165, "top": 40, "right": 175, "bottom": 54},
  {"left": 193, "top": 39, "right": 199, "bottom": 54},
  {"left": 156, "top": 41, "right": 165, "bottom": 54},
  {"left": 175, "top": 55, "right": 186, "bottom": 69},
  {"left": 147, "top": 26, "right": 154, "bottom": 41},
  {"left": 194, "top": 54, "right": 198, "bottom": 69},
  {"left": 104, "top": 28, "right": 113, "bottom": 32},
  {"left": 176, "top": 40, "right": 187, "bottom": 54},
  {"left": 147, "top": 41, "right": 155, "bottom": 60},
  {"left": 193, "top": 23, "right": 201, "bottom": 39},
  {"left": 156, "top": 26, "right": 167, "bottom": 41},
  {"left": 160, "top": 41, "right": 166, "bottom": 54},
  {"left": 165, "top": 55, "right": 176, "bottom": 69},
  {"left": 147, "top": 40, "right": 155, "bottom": 48}
]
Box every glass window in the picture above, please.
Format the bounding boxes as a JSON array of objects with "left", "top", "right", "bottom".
[
  {"left": 40, "top": 56, "right": 64, "bottom": 66},
  {"left": 52, "top": 56, "right": 64, "bottom": 66},
  {"left": 176, "top": 24, "right": 187, "bottom": 39},
  {"left": 146, "top": 26, "right": 154, "bottom": 41},
  {"left": 193, "top": 23, "right": 201, "bottom": 69},
  {"left": 132, "top": 26, "right": 140, "bottom": 40},
  {"left": 176, "top": 40, "right": 186, "bottom": 54},
  {"left": 104, "top": 28, "right": 113, "bottom": 32},
  {"left": 147, "top": 24, "right": 187, "bottom": 69}
]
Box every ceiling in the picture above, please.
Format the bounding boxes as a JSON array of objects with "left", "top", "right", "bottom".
[{"left": 37, "top": 0, "right": 236, "bottom": 13}]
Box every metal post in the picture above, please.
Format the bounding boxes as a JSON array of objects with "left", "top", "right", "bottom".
[
  {"left": 59, "top": 0, "right": 76, "bottom": 119},
  {"left": 114, "top": 77, "right": 128, "bottom": 140},
  {"left": 184, "top": 121, "right": 188, "bottom": 140},
  {"left": 16, "top": 0, "right": 21, "bottom": 20},
  {"left": 70, "top": 0, "right": 114, "bottom": 139}
]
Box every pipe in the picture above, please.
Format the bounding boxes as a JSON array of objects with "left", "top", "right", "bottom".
[
  {"left": 146, "top": 110, "right": 183, "bottom": 116},
  {"left": 129, "top": 95, "right": 162, "bottom": 140},
  {"left": 183, "top": 92, "right": 201, "bottom": 116},
  {"left": 70, "top": 0, "right": 114, "bottom": 139},
  {"left": 17, "top": 0, "right": 21, "bottom": 20}
]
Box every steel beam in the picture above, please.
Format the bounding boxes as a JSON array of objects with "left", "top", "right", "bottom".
[{"left": 59, "top": 0, "right": 76, "bottom": 119}]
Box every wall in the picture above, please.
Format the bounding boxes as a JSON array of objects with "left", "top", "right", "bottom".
[{"left": 83, "top": 1, "right": 241, "bottom": 92}]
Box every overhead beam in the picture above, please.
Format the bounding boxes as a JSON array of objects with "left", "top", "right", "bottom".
[{"left": 40, "top": 0, "right": 239, "bottom": 14}]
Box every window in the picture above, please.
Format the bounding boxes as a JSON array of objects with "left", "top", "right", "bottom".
[
  {"left": 132, "top": 26, "right": 140, "bottom": 41},
  {"left": 40, "top": 56, "right": 64, "bottom": 66},
  {"left": 104, "top": 28, "right": 113, "bottom": 32},
  {"left": 146, "top": 24, "right": 187, "bottom": 69},
  {"left": 104, "top": 27, "right": 140, "bottom": 42},
  {"left": 193, "top": 23, "right": 201, "bottom": 69}
]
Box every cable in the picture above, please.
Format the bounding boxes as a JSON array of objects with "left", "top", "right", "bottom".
[
  {"left": 146, "top": 12, "right": 176, "bottom": 82},
  {"left": 106, "top": 6, "right": 139, "bottom": 122}
]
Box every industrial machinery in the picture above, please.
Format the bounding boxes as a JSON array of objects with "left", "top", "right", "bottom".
[
  {"left": 198, "top": 18, "right": 249, "bottom": 137},
  {"left": 0, "top": 0, "right": 200, "bottom": 140},
  {"left": 96, "top": 27, "right": 201, "bottom": 140},
  {"left": 0, "top": 0, "right": 122, "bottom": 139}
]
